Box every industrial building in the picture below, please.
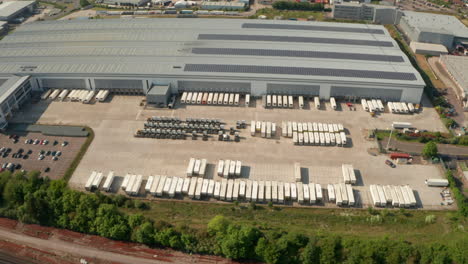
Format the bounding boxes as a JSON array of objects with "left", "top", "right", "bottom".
[
  {"left": 439, "top": 55, "right": 468, "bottom": 101},
  {"left": 0, "top": 0, "right": 36, "bottom": 22},
  {"left": 398, "top": 11, "right": 468, "bottom": 49},
  {"left": 409, "top": 42, "right": 448, "bottom": 56},
  {"left": 102, "top": 0, "right": 150, "bottom": 6},
  {"left": 201, "top": 1, "right": 245, "bottom": 10},
  {"left": 332, "top": 3, "right": 401, "bottom": 25},
  {"left": 0, "top": 18, "right": 425, "bottom": 126}
]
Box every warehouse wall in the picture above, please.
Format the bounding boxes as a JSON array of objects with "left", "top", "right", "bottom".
[
  {"left": 41, "top": 78, "right": 87, "bottom": 89},
  {"left": 267, "top": 83, "right": 320, "bottom": 95},
  {"left": 177, "top": 80, "right": 251, "bottom": 93}
]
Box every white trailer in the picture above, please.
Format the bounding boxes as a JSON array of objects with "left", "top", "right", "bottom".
[
  {"left": 67, "top": 90, "right": 78, "bottom": 101},
  {"left": 92, "top": 172, "right": 104, "bottom": 190},
  {"left": 315, "top": 184, "right": 323, "bottom": 201},
  {"left": 330, "top": 97, "right": 337, "bottom": 110},
  {"left": 296, "top": 182, "right": 304, "bottom": 204},
  {"left": 392, "top": 122, "right": 412, "bottom": 129},
  {"left": 194, "top": 159, "right": 201, "bottom": 175},
  {"left": 144, "top": 175, "right": 154, "bottom": 193},
  {"left": 346, "top": 184, "right": 355, "bottom": 206},
  {"left": 182, "top": 177, "right": 191, "bottom": 195},
  {"left": 277, "top": 95, "right": 283, "bottom": 107},
  {"left": 195, "top": 177, "right": 203, "bottom": 199},
  {"left": 282, "top": 95, "right": 288, "bottom": 108},
  {"left": 394, "top": 185, "right": 405, "bottom": 208},
  {"left": 377, "top": 100, "right": 384, "bottom": 112},
  {"left": 284, "top": 182, "right": 291, "bottom": 200},
  {"left": 312, "top": 122, "right": 318, "bottom": 132},
  {"left": 79, "top": 90, "right": 88, "bottom": 101},
  {"left": 346, "top": 164, "right": 357, "bottom": 184},
  {"left": 400, "top": 185, "right": 410, "bottom": 208},
  {"left": 335, "top": 132, "right": 341, "bottom": 146},
  {"left": 302, "top": 183, "right": 309, "bottom": 203},
  {"left": 228, "top": 93, "right": 235, "bottom": 105},
  {"left": 186, "top": 92, "right": 193, "bottom": 104},
  {"left": 335, "top": 184, "right": 343, "bottom": 206},
  {"left": 131, "top": 175, "right": 143, "bottom": 196},
  {"left": 327, "top": 184, "right": 335, "bottom": 202},
  {"left": 213, "top": 93, "right": 219, "bottom": 105},
  {"left": 383, "top": 185, "right": 393, "bottom": 204},
  {"left": 201, "top": 178, "right": 209, "bottom": 196},
  {"left": 256, "top": 121, "right": 261, "bottom": 132},
  {"left": 239, "top": 180, "right": 246, "bottom": 198},
  {"left": 287, "top": 123, "right": 293, "bottom": 138},
  {"left": 314, "top": 96, "right": 320, "bottom": 109},
  {"left": 58, "top": 89, "right": 69, "bottom": 101},
  {"left": 83, "top": 91, "right": 95, "bottom": 104},
  {"left": 342, "top": 164, "right": 351, "bottom": 184},
  {"left": 272, "top": 95, "right": 277, "bottom": 107},
  {"left": 340, "top": 132, "right": 347, "bottom": 146},
  {"left": 232, "top": 180, "right": 240, "bottom": 201},
  {"left": 217, "top": 160, "right": 225, "bottom": 176},
  {"left": 251, "top": 121, "right": 256, "bottom": 136},
  {"left": 150, "top": 175, "right": 161, "bottom": 196},
  {"left": 425, "top": 179, "right": 449, "bottom": 187},
  {"left": 218, "top": 93, "right": 224, "bottom": 105},
  {"left": 266, "top": 121, "right": 272, "bottom": 138},
  {"left": 102, "top": 171, "right": 115, "bottom": 192},
  {"left": 264, "top": 181, "right": 272, "bottom": 202},
  {"left": 329, "top": 133, "right": 336, "bottom": 145},
  {"left": 298, "top": 96, "right": 304, "bottom": 109},
  {"left": 340, "top": 183, "right": 348, "bottom": 205},
  {"left": 318, "top": 123, "right": 323, "bottom": 132},
  {"left": 258, "top": 181, "right": 265, "bottom": 202},
  {"left": 235, "top": 160, "right": 242, "bottom": 177},
  {"left": 245, "top": 94, "right": 250, "bottom": 107},
  {"left": 252, "top": 181, "right": 258, "bottom": 202},
  {"left": 271, "top": 181, "right": 278, "bottom": 202},
  {"left": 163, "top": 177, "right": 172, "bottom": 196},
  {"left": 41, "top": 89, "right": 52, "bottom": 100},
  {"left": 371, "top": 99, "right": 379, "bottom": 111},
  {"left": 324, "top": 133, "right": 330, "bottom": 145},
  {"left": 85, "top": 171, "right": 97, "bottom": 191},
  {"left": 282, "top": 122, "right": 287, "bottom": 137},
  {"left": 319, "top": 133, "right": 325, "bottom": 145},
  {"left": 405, "top": 185, "right": 417, "bottom": 207},
  {"left": 191, "top": 92, "right": 198, "bottom": 104},
  {"left": 181, "top": 92, "right": 188, "bottom": 104},
  {"left": 278, "top": 182, "right": 284, "bottom": 203},
  {"left": 261, "top": 122, "right": 266, "bottom": 138},
  {"left": 226, "top": 179, "right": 234, "bottom": 201},
  {"left": 369, "top": 185, "right": 380, "bottom": 206},
  {"left": 388, "top": 102, "right": 395, "bottom": 113},
  {"left": 125, "top": 174, "right": 136, "bottom": 194},
  {"left": 304, "top": 132, "right": 309, "bottom": 145},
  {"left": 99, "top": 90, "right": 110, "bottom": 102},
  {"left": 245, "top": 180, "right": 252, "bottom": 201},
  {"left": 361, "top": 99, "right": 369, "bottom": 111},
  {"left": 207, "top": 93, "right": 213, "bottom": 104},
  {"left": 223, "top": 160, "right": 230, "bottom": 178},
  {"left": 309, "top": 132, "right": 315, "bottom": 145},
  {"left": 156, "top": 176, "right": 167, "bottom": 197},
  {"left": 214, "top": 181, "right": 221, "bottom": 199},
  {"left": 390, "top": 186, "right": 399, "bottom": 207},
  {"left": 376, "top": 185, "right": 386, "bottom": 206},
  {"left": 298, "top": 123, "right": 303, "bottom": 133},
  {"left": 197, "top": 93, "right": 203, "bottom": 104},
  {"left": 186, "top": 158, "right": 195, "bottom": 177},
  {"left": 272, "top": 123, "right": 276, "bottom": 136},
  {"left": 220, "top": 179, "right": 228, "bottom": 200},
  {"left": 266, "top": 95, "right": 271, "bottom": 107},
  {"left": 288, "top": 96, "right": 293, "bottom": 108},
  {"left": 294, "top": 162, "right": 301, "bottom": 182},
  {"left": 290, "top": 182, "right": 297, "bottom": 201},
  {"left": 199, "top": 159, "right": 207, "bottom": 177},
  {"left": 121, "top": 173, "right": 131, "bottom": 190},
  {"left": 229, "top": 160, "right": 236, "bottom": 177},
  {"left": 401, "top": 103, "right": 409, "bottom": 113},
  {"left": 188, "top": 177, "right": 197, "bottom": 198},
  {"left": 408, "top": 103, "right": 415, "bottom": 113},
  {"left": 49, "top": 89, "right": 61, "bottom": 100},
  {"left": 338, "top": 124, "right": 344, "bottom": 132},
  {"left": 309, "top": 183, "right": 316, "bottom": 204},
  {"left": 176, "top": 177, "right": 184, "bottom": 195}
]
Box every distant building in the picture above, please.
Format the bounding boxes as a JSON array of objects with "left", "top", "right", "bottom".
[
  {"left": 0, "top": 1, "right": 36, "bottom": 22},
  {"left": 332, "top": 3, "right": 401, "bottom": 24},
  {"left": 398, "top": 11, "right": 468, "bottom": 49},
  {"left": 102, "top": 0, "right": 150, "bottom": 6},
  {"left": 200, "top": 1, "right": 245, "bottom": 10},
  {"left": 409, "top": 42, "right": 448, "bottom": 56}
]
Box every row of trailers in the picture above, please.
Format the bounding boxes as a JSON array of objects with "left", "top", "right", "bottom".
[
  {"left": 369, "top": 184, "right": 417, "bottom": 208},
  {"left": 180, "top": 92, "right": 250, "bottom": 107},
  {"left": 264, "top": 96, "right": 336, "bottom": 110},
  {"left": 361, "top": 99, "right": 416, "bottom": 114},
  {"left": 40, "top": 89, "right": 110, "bottom": 103},
  {"left": 282, "top": 121, "right": 347, "bottom": 146}
]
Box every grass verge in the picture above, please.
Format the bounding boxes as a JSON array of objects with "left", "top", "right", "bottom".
[{"left": 63, "top": 126, "right": 94, "bottom": 182}]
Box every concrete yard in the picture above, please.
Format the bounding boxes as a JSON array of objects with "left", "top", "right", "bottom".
[{"left": 12, "top": 95, "right": 451, "bottom": 209}]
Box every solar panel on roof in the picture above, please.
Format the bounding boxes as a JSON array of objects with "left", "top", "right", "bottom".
[
  {"left": 198, "top": 34, "right": 393, "bottom": 47},
  {"left": 184, "top": 64, "right": 417, "bottom": 81},
  {"left": 242, "top": 23, "right": 385, "bottom": 35},
  {"left": 192, "top": 48, "right": 404, "bottom": 62}
]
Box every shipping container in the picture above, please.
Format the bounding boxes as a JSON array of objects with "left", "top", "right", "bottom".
[
  {"left": 194, "top": 159, "right": 201, "bottom": 175},
  {"left": 239, "top": 180, "right": 246, "bottom": 198},
  {"left": 302, "top": 182, "right": 309, "bottom": 203},
  {"left": 361, "top": 99, "right": 369, "bottom": 111},
  {"left": 195, "top": 177, "right": 203, "bottom": 199},
  {"left": 330, "top": 97, "right": 337, "bottom": 110},
  {"left": 182, "top": 177, "right": 190, "bottom": 194},
  {"left": 156, "top": 176, "right": 167, "bottom": 197},
  {"left": 220, "top": 179, "right": 228, "bottom": 200},
  {"left": 252, "top": 181, "right": 258, "bottom": 202},
  {"left": 425, "top": 179, "right": 449, "bottom": 187},
  {"left": 187, "top": 158, "right": 195, "bottom": 177},
  {"left": 335, "top": 183, "right": 343, "bottom": 206},
  {"left": 346, "top": 184, "right": 355, "bottom": 206},
  {"left": 144, "top": 175, "right": 154, "bottom": 193},
  {"left": 202, "top": 93, "right": 208, "bottom": 104},
  {"left": 181, "top": 92, "right": 188, "bottom": 104},
  {"left": 299, "top": 96, "right": 304, "bottom": 109},
  {"left": 327, "top": 184, "right": 335, "bottom": 202},
  {"left": 235, "top": 160, "right": 242, "bottom": 176},
  {"left": 315, "top": 184, "right": 323, "bottom": 201},
  {"left": 163, "top": 177, "right": 172, "bottom": 195},
  {"left": 278, "top": 182, "right": 284, "bottom": 203},
  {"left": 213, "top": 93, "right": 219, "bottom": 105},
  {"left": 92, "top": 172, "right": 104, "bottom": 189},
  {"left": 197, "top": 93, "right": 203, "bottom": 104},
  {"left": 265, "top": 181, "right": 272, "bottom": 202},
  {"left": 201, "top": 178, "right": 209, "bottom": 196},
  {"left": 199, "top": 159, "right": 207, "bottom": 177},
  {"left": 282, "top": 95, "right": 288, "bottom": 108},
  {"left": 309, "top": 183, "right": 316, "bottom": 204},
  {"left": 226, "top": 179, "right": 234, "bottom": 201},
  {"left": 258, "top": 181, "right": 265, "bottom": 202},
  {"left": 233, "top": 179, "right": 240, "bottom": 201},
  {"left": 150, "top": 175, "right": 161, "bottom": 196},
  {"left": 223, "top": 160, "right": 230, "bottom": 178},
  {"left": 314, "top": 97, "right": 320, "bottom": 109},
  {"left": 176, "top": 177, "right": 184, "bottom": 195},
  {"left": 207, "top": 93, "right": 213, "bottom": 104},
  {"left": 288, "top": 96, "right": 293, "bottom": 108},
  {"left": 85, "top": 171, "right": 97, "bottom": 191},
  {"left": 290, "top": 182, "right": 297, "bottom": 201},
  {"left": 218, "top": 93, "right": 224, "bottom": 105},
  {"left": 245, "top": 94, "right": 250, "bottom": 107},
  {"left": 266, "top": 95, "right": 271, "bottom": 107},
  {"left": 214, "top": 181, "right": 221, "bottom": 199},
  {"left": 245, "top": 180, "right": 252, "bottom": 201},
  {"left": 228, "top": 93, "right": 235, "bottom": 105},
  {"left": 284, "top": 182, "right": 291, "bottom": 200}
]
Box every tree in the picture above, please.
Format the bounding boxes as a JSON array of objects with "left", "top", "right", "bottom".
[
  {"left": 422, "top": 141, "right": 438, "bottom": 159},
  {"left": 207, "top": 215, "right": 230, "bottom": 235},
  {"left": 219, "top": 224, "right": 261, "bottom": 260},
  {"left": 318, "top": 236, "right": 341, "bottom": 264},
  {"left": 133, "top": 222, "right": 155, "bottom": 244},
  {"left": 94, "top": 204, "right": 130, "bottom": 241},
  {"left": 301, "top": 238, "right": 320, "bottom": 264},
  {"left": 128, "top": 213, "right": 144, "bottom": 229},
  {"left": 80, "top": 0, "right": 90, "bottom": 7}
]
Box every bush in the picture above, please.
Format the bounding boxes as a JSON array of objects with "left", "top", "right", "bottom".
[
  {"left": 422, "top": 142, "right": 438, "bottom": 159},
  {"left": 425, "top": 215, "right": 436, "bottom": 224}
]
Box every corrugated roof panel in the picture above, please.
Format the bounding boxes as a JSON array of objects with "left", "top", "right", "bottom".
[{"left": 242, "top": 23, "right": 385, "bottom": 34}]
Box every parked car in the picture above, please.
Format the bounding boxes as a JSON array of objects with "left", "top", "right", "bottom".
[
  {"left": 38, "top": 155, "right": 44, "bottom": 160},
  {"left": 46, "top": 150, "right": 51, "bottom": 156},
  {"left": 385, "top": 160, "right": 396, "bottom": 168},
  {"left": 56, "top": 151, "right": 61, "bottom": 156},
  {"left": 62, "top": 141, "right": 68, "bottom": 146},
  {"left": 44, "top": 167, "right": 50, "bottom": 172},
  {"left": 52, "top": 156, "right": 58, "bottom": 161}
]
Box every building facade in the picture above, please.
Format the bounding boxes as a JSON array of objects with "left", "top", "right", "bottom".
[{"left": 332, "top": 3, "right": 401, "bottom": 25}]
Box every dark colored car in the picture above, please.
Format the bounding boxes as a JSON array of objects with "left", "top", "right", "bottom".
[{"left": 385, "top": 160, "right": 396, "bottom": 168}]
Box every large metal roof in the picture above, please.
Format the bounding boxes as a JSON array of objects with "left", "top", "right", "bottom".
[
  {"left": 0, "top": 1, "right": 35, "bottom": 20},
  {"left": 401, "top": 11, "right": 468, "bottom": 39},
  {"left": 0, "top": 18, "right": 424, "bottom": 87}
]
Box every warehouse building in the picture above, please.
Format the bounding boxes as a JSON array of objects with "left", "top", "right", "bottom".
[
  {"left": 0, "top": 18, "right": 425, "bottom": 125},
  {"left": 398, "top": 11, "right": 468, "bottom": 49},
  {"left": 439, "top": 55, "right": 468, "bottom": 101},
  {"left": 0, "top": 0, "right": 36, "bottom": 22},
  {"left": 332, "top": 3, "right": 401, "bottom": 25}
]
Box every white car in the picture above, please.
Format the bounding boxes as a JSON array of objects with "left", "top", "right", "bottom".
[{"left": 38, "top": 155, "right": 44, "bottom": 160}]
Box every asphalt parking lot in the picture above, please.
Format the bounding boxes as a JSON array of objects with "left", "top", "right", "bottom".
[
  {"left": 12, "top": 95, "right": 450, "bottom": 209},
  {"left": 0, "top": 132, "right": 85, "bottom": 179}
]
